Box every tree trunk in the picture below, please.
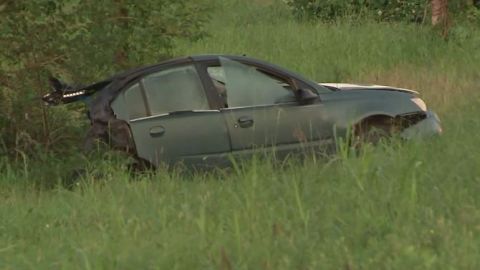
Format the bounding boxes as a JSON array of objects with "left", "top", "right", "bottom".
[
  {"left": 431, "top": 0, "right": 449, "bottom": 38},
  {"left": 432, "top": 0, "right": 448, "bottom": 26}
]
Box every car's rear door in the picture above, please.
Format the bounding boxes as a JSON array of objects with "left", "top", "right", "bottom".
[
  {"left": 111, "top": 64, "right": 230, "bottom": 167},
  {"left": 205, "top": 57, "right": 334, "bottom": 158}
]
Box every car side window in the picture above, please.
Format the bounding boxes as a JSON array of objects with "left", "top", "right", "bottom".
[
  {"left": 142, "top": 65, "right": 209, "bottom": 115},
  {"left": 124, "top": 83, "right": 147, "bottom": 120},
  {"left": 208, "top": 57, "right": 295, "bottom": 108},
  {"left": 207, "top": 66, "right": 228, "bottom": 107}
]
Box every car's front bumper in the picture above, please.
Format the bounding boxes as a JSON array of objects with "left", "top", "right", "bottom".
[{"left": 400, "top": 111, "right": 442, "bottom": 139}]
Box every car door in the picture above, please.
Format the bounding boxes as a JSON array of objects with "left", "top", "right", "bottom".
[
  {"left": 111, "top": 64, "right": 231, "bottom": 167},
  {"left": 206, "top": 57, "right": 334, "bottom": 158}
]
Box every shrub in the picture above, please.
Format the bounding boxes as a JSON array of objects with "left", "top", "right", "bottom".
[
  {"left": 284, "top": 0, "right": 429, "bottom": 23},
  {"left": 0, "top": 0, "right": 211, "bottom": 157},
  {"left": 285, "top": 0, "right": 480, "bottom": 23}
]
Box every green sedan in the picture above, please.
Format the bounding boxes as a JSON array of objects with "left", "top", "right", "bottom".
[{"left": 43, "top": 55, "right": 442, "bottom": 168}]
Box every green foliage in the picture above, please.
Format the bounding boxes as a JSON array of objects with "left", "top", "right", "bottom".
[
  {"left": 1, "top": 0, "right": 480, "bottom": 268},
  {"left": 284, "top": 0, "right": 429, "bottom": 22},
  {"left": 2, "top": 122, "right": 480, "bottom": 268},
  {"left": 460, "top": 2, "right": 480, "bottom": 24},
  {"left": 284, "top": 0, "right": 480, "bottom": 23},
  {"left": 0, "top": 0, "right": 211, "bottom": 156}
]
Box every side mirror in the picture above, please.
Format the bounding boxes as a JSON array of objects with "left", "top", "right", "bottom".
[{"left": 297, "top": 88, "right": 319, "bottom": 105}]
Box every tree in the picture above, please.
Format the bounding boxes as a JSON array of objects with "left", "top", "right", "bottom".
[
  {"left": 432, "top": 0, "right": 449, "bottom": 25},
  {"left": 0, "top": 0, "right": 211, "bottom": 156},
  {"left": 431, "top": 0, "right": 449, "bottom": 37}
]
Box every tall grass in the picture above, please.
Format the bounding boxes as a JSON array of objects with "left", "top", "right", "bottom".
[{"left": 1, "top": 0, "right": 480, "bottom": 269}]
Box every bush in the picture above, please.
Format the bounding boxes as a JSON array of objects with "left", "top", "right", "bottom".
[
  {"left": 0, "top": 0, "right": 211, "bottom": 157},
  {"left": 285, "top": 0, "right": 480, "bottom": 23},
  {"left": 284, "top": 0, "right": 428, "bottom": 22}
]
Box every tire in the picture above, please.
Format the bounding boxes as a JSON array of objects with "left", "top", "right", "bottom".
[{"left": 354, "top": 117, "right": 395, "bottom": 146}]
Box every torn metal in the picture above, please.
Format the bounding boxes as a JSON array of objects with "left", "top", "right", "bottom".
[{"left": 43, "top": 76, "right": 137, "bottom": 157}]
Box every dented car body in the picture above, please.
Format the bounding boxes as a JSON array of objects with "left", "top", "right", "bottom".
[{"left": 43, "top": 55, "right": 442, "bottom": 168}]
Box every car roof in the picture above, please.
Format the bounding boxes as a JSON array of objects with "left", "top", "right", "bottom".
[
  {"left": 108, "top": 54, "right": 284, "bottom": 80},
  {"left": 83, "top": 54, "right": 317, "bottom": 93}
]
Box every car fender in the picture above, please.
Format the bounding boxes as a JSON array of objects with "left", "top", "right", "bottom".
[{"left": 319, "top": 90, "right": 424, "bottom": 135}]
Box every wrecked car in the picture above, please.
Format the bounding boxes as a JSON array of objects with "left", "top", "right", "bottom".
[{"left": 43, "top": 55, "right": 442, "bottom": 168}]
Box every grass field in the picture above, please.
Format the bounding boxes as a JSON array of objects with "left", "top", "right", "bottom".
[{"left": 1, "top": 0, "right": 480, "bottom": 269}]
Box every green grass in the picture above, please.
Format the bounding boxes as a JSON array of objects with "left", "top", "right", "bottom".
[{"left": 1, "top": 0, "right": 480, "bottom": 269}]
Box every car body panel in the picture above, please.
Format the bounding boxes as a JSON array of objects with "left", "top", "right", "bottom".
[
  {"left": 400, "top": 111, "right": 442, "bottom": 139},
  {"left": 221, "top": 103, "right": 334, "bottom": 154},
  {"left": 320, "top": 83, "right": 419, "bottom": 95},
  {"left": 128, "top": 111, "right": 231, "bottom": 166},
  {"left": 318, "top": 89, "right": 425, "bottom": 131}
]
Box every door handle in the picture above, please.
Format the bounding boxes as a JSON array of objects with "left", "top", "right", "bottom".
[
  {"left": 237, "top": 116, "right": 254, "bottom": 128},
  {"left": 149, "top": 126, "right": 166, "bottom": 137}
]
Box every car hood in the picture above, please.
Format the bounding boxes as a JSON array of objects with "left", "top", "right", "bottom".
[{"left": 319, "top": 83, "right": 419, "bottom": 95}]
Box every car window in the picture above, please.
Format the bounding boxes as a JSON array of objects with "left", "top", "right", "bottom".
[
  {"left": 207, "top": 66, "right": 226, "bottom": 84},
  {"left": 209, "top": 57, "right": 295, "bottom": 108},
  {"left": 124, "top": 83, "right": 147, "bottom": 120},
  {"left": 142, "top": 65, "right": 209, "bottom": 115},
  {"left": 207, "top": 66, "right": 228, "bottom": 107}
]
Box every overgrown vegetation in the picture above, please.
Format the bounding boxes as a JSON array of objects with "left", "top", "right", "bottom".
[
  {"left": 0, "top": 0, "right": 210, "bottom": 157},
  {"left": 285, "top": 0, "right": 428, "bottom": 22},
  {"left": 1, "top": 0, "right": 480, "bottom": 269},
  {"left": 285, "top": 0, "right": 480, "bottom": 23}
]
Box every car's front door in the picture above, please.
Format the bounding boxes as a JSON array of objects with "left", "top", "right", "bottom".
[
  {"left": 111, "top": 64, "right": 230, "bottom": 167},
  {"left": 206, "top": 57, "right": 334, "bottom": 158}
]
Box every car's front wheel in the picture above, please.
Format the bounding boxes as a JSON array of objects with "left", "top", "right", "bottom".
[{"left": 353, "top": 115, "right": 397, "bottom": 146}]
